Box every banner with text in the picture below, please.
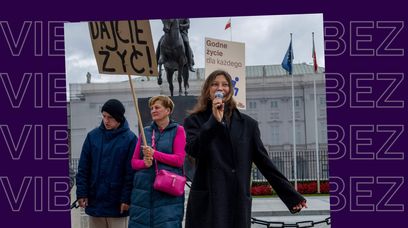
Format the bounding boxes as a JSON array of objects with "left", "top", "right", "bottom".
[
  {"left": 205, "top": 37, "right": 246, "bottom": 109},
  {"left": 89, "top": 20, "right": 158, "bottom": 76}
]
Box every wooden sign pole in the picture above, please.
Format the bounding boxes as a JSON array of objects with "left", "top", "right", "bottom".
[{"left": 128, "top": 74, "right": 147, "bottom": 146}]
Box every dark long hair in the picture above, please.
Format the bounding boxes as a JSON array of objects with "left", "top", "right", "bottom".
[{"left": 190, "top": 70, "right": 237, "bottom": 120}]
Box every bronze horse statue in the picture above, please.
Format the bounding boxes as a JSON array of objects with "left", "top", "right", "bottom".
[{"left": 156, "top": 19, "right": 189, "bottom": 96}]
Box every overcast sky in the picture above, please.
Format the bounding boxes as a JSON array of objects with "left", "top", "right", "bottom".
[{"left": 64, "top": 13, "right": 324, "bottom": 88}]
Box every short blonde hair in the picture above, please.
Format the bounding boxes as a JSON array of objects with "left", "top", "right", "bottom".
[{"left": 148, "top": 95, "right": 175, "bottom": 113}]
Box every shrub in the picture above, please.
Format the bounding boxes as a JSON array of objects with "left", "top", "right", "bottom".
[
  {"left": 251, "top": 184, "right": 273, "bottom": 196},
  {"left": 295, "top": 181, "right": 330, "bottom": 194},
  {"left": 251, "top": 180, "right": 330, "bottom": 196},
  {"left": 320, "top": 181, "right": 330, "bottom": 193},
  {"left": 297, "top": 181, "right": 317, "bottom": 194}
]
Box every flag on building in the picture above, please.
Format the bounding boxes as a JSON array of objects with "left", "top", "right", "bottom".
[
  {"left": 225, "top": 18, "right": 231, "bottom": 30},
  {"left": 281, "top": 36, "right": 294, "bottom": 75},
  {"left": 312, "top": 32, "right": 318, "bottom": 73}
]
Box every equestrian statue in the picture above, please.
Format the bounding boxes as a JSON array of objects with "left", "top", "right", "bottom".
[{"left": 156, "top": 18, "right": 195, "bottom": 96}]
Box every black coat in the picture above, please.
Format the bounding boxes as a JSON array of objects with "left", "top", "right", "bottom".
[{"left": 184, "top": 108, "right": 305, "bottom": 228}]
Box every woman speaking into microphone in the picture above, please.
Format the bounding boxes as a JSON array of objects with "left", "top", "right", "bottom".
[{"left": 183, "top": 70, "right": 307, "bottom": 228}]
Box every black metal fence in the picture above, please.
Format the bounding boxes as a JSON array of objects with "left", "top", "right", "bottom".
[
  {"left": 251, "top": 148, "right": 329, "bottom": 182},
  {"left": 71, "top": 148, "right": 329, "bottom": 182}
]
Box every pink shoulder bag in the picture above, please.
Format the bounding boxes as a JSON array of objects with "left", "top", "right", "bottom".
[{"left": 151, "top": 129, "right": 186, "bottom": 197}]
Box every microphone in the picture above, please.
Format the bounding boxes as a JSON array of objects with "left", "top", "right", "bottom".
[
  {"left": 215, "top": 91, "right": 224, "bottom": 99},
  {"left": 214, "top": 91, "right": 224, "bottom": 110}
]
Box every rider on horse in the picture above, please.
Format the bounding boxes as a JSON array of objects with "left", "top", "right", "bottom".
[
  {"left": 156, "top": 18, "right": 192, "bottom": 96},
  {"left": 157, "top": 18, "right": 195, "bottom": 72},
  {"left": 178, "top": 18, "right": 195, "bottom": 72}
]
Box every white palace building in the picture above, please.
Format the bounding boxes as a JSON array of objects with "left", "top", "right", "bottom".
[{"left": 69, "top": 63, "right": 328, "bottom": 182}]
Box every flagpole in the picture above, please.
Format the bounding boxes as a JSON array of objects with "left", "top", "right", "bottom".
[
  {"left": 230, "top": 18, "right": 232, "bottom": 41},
  {"left": 290, "top": 33, "right": 297, "bottom": 190},
  {"left": 312, "top": 32, "right": 320, "bottom": 193},
  {"left": 313, "top": 78, "right": 320, "bottom": 193}
]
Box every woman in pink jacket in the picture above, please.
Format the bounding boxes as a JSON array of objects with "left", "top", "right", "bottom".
[{"left": 129, "top": 95, "right": 186, "bottom": 228}]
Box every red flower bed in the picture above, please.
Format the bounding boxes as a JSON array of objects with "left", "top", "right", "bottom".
[
  {"left": 320, "top": 181, "right": 330, "bottom": 193},
  {"left": 294, "top": 181, "right": 330, "bottom": 194},
  {"left": 297, "top": 182, "right": 317, "bottom": 194},
  {"left": 251, "top": 181, "right": 330, "bottom": 196},
  {"left": 251, "top": 185, "right": 273, "bottom": 196}
]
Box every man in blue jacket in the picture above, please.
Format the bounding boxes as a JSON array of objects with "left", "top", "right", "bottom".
[{"left": 76, "top": 99, "right": 137, "bottom": 228}]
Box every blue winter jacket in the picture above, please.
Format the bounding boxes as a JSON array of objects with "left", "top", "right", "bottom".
[
  {"left": 129, "top": 121, "right": 184, "bottom": 228},
  {"left": 76, "top": 119, "right": 137, "bottom": 217}
]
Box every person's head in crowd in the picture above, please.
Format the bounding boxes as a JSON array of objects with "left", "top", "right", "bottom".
[
  {"left": 101, "top": 99, "right": 125, "bottom": 130},
  {"left": 148, "top": 95, "right": 174, "bottom": 124},
  {"left": 192, "top": 69, "right": 236, "bottom": 119}
]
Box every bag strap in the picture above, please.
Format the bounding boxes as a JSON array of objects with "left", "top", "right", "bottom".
[
  {"left": 152, "top": 129, "right": 159, "bottom": 175},
  {"left": 151, "top": 128, "right": 184, "bottom": 175}
]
